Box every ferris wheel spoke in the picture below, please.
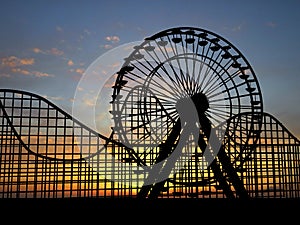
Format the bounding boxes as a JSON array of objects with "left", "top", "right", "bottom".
[
  {"left": 206, "top": 109, "right": 229, "bottom": 122},
  {"left": 123, "top": 71, "right": 145, "bottom": 82},
  {"left": 208, "top": 80, "right": 253, "bottom": 100},
  {"left": 201, "top": 72, "right": 223, "bottom": 94},
  {"left": 205, "top": 79, "right": 229, "bottom": 97},
  {"left": 203, "top": 67, "right": 237, "bottom": 96},
  {"left": 220, "top": 70, "right": 242, "bottom": 85},
  {"left": 165, "top": 36, "right": 186, "bottom": 82},
  {"left": 206, "top": 51, "right": 224, "bottom": 78},
  {"left": 141, "top": 107, "right": 177, "bottom": 122},
  {"left": 147, "top": 75, "right": 179, "bottom": 95},
  {"left": 131, "top": 59, "right": 156, "bottom": 77},
  {"left": 197, "top": 61, "right": 230, "bottom": 94},
  {"left": 202, "top": 67, "right": 231, "bottom": 94},
  {"left": 150, "top": 62, "right": 188, "bottom": 94},
  {"left": 198, "top": 60, "right": 214, "bottom": 91},
  {"left": 190, "top": 38, "right": 201, "bottom": 93},
  {"left": 146, "top": 87, "right": 179, "bottom": 104},
  {"left": 159, "top": 64, "right": 188, "bottom": 94}
]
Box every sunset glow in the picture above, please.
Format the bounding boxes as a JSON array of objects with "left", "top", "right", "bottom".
[{"left": 0, "top": 1, "right": 300, "bottom": 199}]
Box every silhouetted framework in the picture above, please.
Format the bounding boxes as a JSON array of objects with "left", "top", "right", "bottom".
[
  {"left": 0, "top": 91, "right": 299, "bottom": 198},
  {"left": 0, "top": 90, "right": 140, "bottom": 198},
  {"left": 0, "top": 27, "right": 300, "bottom": 198}
]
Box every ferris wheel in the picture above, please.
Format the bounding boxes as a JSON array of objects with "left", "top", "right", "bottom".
[{"left": 110, "top": 27, "right": 263, "bottom": 198}]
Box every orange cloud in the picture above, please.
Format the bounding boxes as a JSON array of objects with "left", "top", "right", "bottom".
[
  {"left": 32, "top": 48, "right": 43, "bottom": 54},
  {"left": 11, "top": 68, "right": 31, "bottom": 75},
  {"left": 1, "top": 56, "right": 19, "bottom": 67},
  {"left": 70, "top": 68, "right": 85, "bottom": 75},
  {"left": 0, "top": 55, "right": 54, "bottom": 78},
  {"left": 75, "top": 68, "right": 85, "bottom": 75},
  {"left": 11, "top": 68, "right": 54, "bottom": 78},
  {"left": 67, "top": 60, "right": 74, "bottom": 66},
  {"left": 1, "top": 56, "right": 35, "bottom": 67},
  {"left": 20, "top": 58, "right": 35, "bottom": 65}
]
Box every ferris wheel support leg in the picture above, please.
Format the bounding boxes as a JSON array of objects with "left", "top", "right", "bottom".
[
  {"left": 197, "top": 134, "right": 235, "bottom": 199},
  {"left": 217, "top": 148, "right": 249, "bottom": 198},
  {"left": 137, "top": 120, "right": 182, "bottom": 199},
  {"left": 199, "top": 114, "right": 248, "bottom": 199},
  {"left": 137, "top": 184, "right": 153, "bottom": 198},
  {"left": 209, "top": 161, "right": 235, "bottom": 199}
]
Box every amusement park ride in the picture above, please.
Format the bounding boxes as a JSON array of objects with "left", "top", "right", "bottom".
[{"left": 0, "top": 27, "right": 299, "bottom": 199}]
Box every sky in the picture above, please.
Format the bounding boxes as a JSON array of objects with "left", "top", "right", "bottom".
[{"left": 0, "top": 0, "right": 300, "bottom": 139}]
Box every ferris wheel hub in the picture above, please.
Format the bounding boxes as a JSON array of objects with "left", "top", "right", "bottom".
[
  {"left": 191, "top": 92, "right": 210, "bottom": 114},
  {"left": 175, "top": 92, "right": 209, "bottom": 123},
  {"left": 175, "top": 92, "right": 209, "bottom": 112}
]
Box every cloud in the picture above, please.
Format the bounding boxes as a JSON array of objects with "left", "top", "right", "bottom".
[
  {"left": 0, "top": 55, "right": 54, "bottom": 78},
  {"left": 104, "top": 44, "right": 113, "bottom": 49},
  {"left": 20, "top": 58, "right": 35, "bottom": 65},
  {"left": 1, "top": 56, "right": 19, "bottom": 67},
  {"left": 83, "top": 98, "right": 95, "bottom": 107},
  {"left": 11, "top": 68, "right": 54, "bottom": 78},
  {"left": 70, "top": 68, "right": 85, "bottom": 75},
  {"left": 32, "top": 48, "right": 44, "bottom": 54},
  {"left": 110, "top": 62, "right": 120, "bottom": 68},
  {"left": 32, "top": 47, "right": 64, "bottom": 56},
  {"left": 1, "top": 56, "right": 35, "bottom": 67},
  {"left": 104, "top": 76, "right": 117, "bottom": 88},
  {"left": 11, "top": 68, "right": 31, "bottom": 75},
  {"left": 105, "top": 35, "right": 120, "bottom": 43},
  {"left": 75, "top": 68, "right": 85, "bottom": 75},
  {"left": 99, "top": 36, "right": 120, "bottom": 49},
  {"left": 32, "top": 71, "right": 54, "bottom": 77},
  {"left": 67, "top": 60, "right": 74, "bottom": 66},
  {"left": 49, "top": 48, "right": 64, "bottom": 56}
]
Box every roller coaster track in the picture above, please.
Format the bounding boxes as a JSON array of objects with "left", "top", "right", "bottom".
[{"left": 0, "top": 89, "right": 299, "bottom": 198}]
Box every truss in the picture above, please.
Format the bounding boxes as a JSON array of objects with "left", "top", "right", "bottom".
[{"left": 0, "top": 89, "right": 299, "bottom": 198}]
